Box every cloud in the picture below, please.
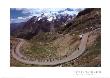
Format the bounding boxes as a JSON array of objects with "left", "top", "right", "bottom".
[
  {"left": 13, "top": 8, "right": 84, "bottom": 17},
  {"left": 13, "top": 8, "right": 67, "bottom": 16},
  {"left": 11, "top": 18, "right": 24, "bottom": 23},
  {"left": 65, "top": 8, "right": 74, "bottom": 11},
  {"left": 11, "top": 16, "right": 32, "bottom": 23},
  {"left": 14, "top": 8, "right": 24, "bottom": 11},
  {"left": 17, "top": 17, "right": 24, "bottom": 19},
  {"left": 10, "top": 8, "right": 84, "bottom": 23},
  {"left": 57, "top": 8, "right": 84, "bottom": 15}
]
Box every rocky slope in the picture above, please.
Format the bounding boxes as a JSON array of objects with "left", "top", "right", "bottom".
[
  {"left": 11, "top": 14, "right": 74, "bottom": 39},
  {"left": 58, "top": 8, "right": 101, "bottom": 34}
]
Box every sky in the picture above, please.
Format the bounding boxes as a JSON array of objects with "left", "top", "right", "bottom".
[{"left": 10, "top": 8, "right": 84, "bottom": 23}]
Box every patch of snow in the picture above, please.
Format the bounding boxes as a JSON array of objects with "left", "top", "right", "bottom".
[
  {"left": 38, "top": 17, "right": 41, "bottom": 21},
  {"left": 48, "top": 17, "right": 53, "bottom": 21}
]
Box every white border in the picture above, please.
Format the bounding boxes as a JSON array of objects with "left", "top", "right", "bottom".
[{"left": 0, "top": 0, "right": 110, "bottom": 78}]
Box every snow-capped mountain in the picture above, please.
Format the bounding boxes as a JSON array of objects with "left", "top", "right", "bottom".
[
  {"left": 11, "top": 12, "right": 76, "bottom": 39},
  {"left": 10, "top": 8, "right": 84, "bottom": 23}
]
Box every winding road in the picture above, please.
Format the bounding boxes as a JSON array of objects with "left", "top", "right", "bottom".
[{"left": 11, "top": 32, "right": 89, "bottom": 65}]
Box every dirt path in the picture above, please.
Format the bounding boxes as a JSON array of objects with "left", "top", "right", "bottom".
[{"left": 11, "top": 32, "right": 89, "bottom": 65}]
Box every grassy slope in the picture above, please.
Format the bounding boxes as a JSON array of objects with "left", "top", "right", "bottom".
[
  {"left": 58, "top": 8, "right": 101, "bottom": 35},
  {"left": 20, "top": 32, "right": 80, "bottom": 60},
  {"left": 61, "top": 34, "right": 101, "bottom": 67}
]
